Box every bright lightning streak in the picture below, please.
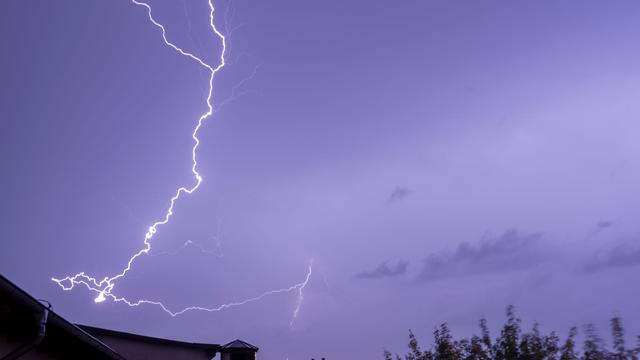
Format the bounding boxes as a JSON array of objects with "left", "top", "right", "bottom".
[
  {"left": 290, "top": 259, "right": 314, "bottom": 328},
  {"left": 55, "top": 260, "right": 314, "bottom": 318},
  {"left": 51, "top": 0, "right": 312, "bottom": 321},
  {"left": 53, "top": 0, "right": 223, "bottom": 305}
]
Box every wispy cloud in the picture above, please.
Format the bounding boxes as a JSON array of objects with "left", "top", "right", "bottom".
[
  {"left": 583, "top": 241, "right": 640, "bottom": 273},
  {"left": 589, "top": 220, "right": 615, "bottom": 238},
  {"left": 419, "top": 229, "right": 547, "bottom": 281},
  {"left": 355, "top": 260, "right": 409, "bottom": 280},
  {"left": 387, "top": 186, "right": 411, "bottom": 203},
  {"left": 596, "top": 220, "right": 614, "bottom": 229}
]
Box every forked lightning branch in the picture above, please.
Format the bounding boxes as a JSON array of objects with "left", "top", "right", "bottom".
[{"left": 51, "top": 0, "right": 312, "bottom": 324}]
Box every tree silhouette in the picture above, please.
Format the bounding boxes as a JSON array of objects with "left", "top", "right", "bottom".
[
  {"left": 610, "top": 317, "right": 625, "bottom": 360},
  {"left": 480, "top": 318, "right": 494, "bottom": 358},
  {"left": 582, "top": 324, "right": 607, "bottom": 360},
  {"left": 407, "top": 330, "right": 427, "bottom": 360},
  {"left": 433, "top": 323, "right": 460, "bottom": 360},
  {"left": 384, "top": 306, "right": 639, "bottom": 360},
  {"left": 560, "top": 327, "right": 579, "bottom": 360},
  {"left": 495, "top": 305, "right": 521, "bottom": 360},
  {"left": 465, "top": 334, "right": 491, "bottom": 360}
]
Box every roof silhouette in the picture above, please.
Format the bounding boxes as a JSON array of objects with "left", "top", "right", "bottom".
[{"left": 222, "top": 339, "right": 259, "bottom": 350}]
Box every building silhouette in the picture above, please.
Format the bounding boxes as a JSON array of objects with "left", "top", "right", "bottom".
[{"left": 0, "top": 274, "right": 258, "bottom": 359}]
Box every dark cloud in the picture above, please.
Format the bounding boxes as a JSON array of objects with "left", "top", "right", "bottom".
[
  {"left": 419, "top": 229, "right": 546, "bottom": 281},
  {"left": 589, "top": 220, "right": 615, "bottom": 238},
  {"left": 388, "top": 186, "right": 411, "bottom": 203},
  {"left": 583, "top": 242, "right": 640, "bottom": 273},
  {"left": 354, "top": 260, "right": 409, "bottom": 280},
  {"left": 589, "top": 220, "right": 614, "bottom": 237},
  {"left": 596, "top": 220, "right": 613, "bottom": 229}
]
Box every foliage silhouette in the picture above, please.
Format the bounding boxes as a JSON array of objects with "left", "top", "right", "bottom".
[{"left": 385, "top": 307, "right": 640, "bottom": 360}]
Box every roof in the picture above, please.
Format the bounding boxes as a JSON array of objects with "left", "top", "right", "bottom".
[
  {"left": 0, "top": 273, "right": 257, "bottom": 358},
  {"left": 79, "top": 324, "right": 221, "bottom": 353},
  {"left": 222, "top": 339, "right": 259, "bottom": 351},
  {"left": 0, "top": 273, "right": 125, "bottom": 359}
]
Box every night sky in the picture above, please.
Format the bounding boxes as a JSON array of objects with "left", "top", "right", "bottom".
[{"left": 2, "top": 1, "right": 640, "bottom": 359}]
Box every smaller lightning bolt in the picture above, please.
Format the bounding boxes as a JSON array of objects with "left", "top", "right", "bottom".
[
  {"left": 289, "top": 259, "right": 314, "bottom": 328},
  {"left": 54, "top": 260, "right": 314, "bottom": 319},
  {"left": 213, "top": 64, "right": 260, "bottom": 112}
]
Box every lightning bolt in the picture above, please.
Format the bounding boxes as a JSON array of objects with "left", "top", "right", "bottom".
[
  {"left": 51, "top": 0, "right": 313, "bottom": 323},
  {"left": 290, "top": 259, "right": 314, "bottom": 328},
  {"left": 54, "top": 260, "right": 313, "bottom": 318}
]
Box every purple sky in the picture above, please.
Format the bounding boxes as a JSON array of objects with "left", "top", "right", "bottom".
[{"left": 2, "top": 1, "right": 640, "bottom": 359}]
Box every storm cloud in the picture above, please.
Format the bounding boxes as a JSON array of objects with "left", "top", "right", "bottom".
[
  {"left": 596, "top": 220, "right": 614, "bottom": 229},
  {"left": 589, "top": 220, "right": 615, "bottom": 237},
  {"left": 583, "top": 241, "right": 640, "bottom": 273},
  {"left": 354, "top": 260, "right": 409, "bottom": 280},
  {"left": 387, "top": 186, "right": 411, "bottom": 203},
  {"left": 419, "top": 229, "right": 547, "bottom": 281}
]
